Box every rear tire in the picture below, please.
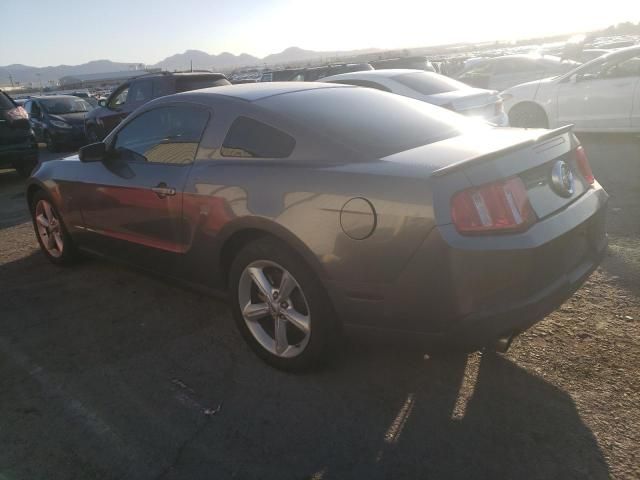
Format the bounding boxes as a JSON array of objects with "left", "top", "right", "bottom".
[
  {"left": 30, "top": 190, "right": 78, "bottom": 265},
  {"left": 508, "top": 103, "right": 549, "bottom": 128},
  {"left": 229, "top": 237, "right": 340, "bottom": 372}
]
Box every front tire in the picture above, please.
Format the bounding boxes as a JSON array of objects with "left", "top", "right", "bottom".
[
  {"left": 14, "top": 157, "right": 37, "bottom": 178},
  {"left": 229, "top": 237, "right": 340, "bottom": 372},
  {"left": 30, "top": 191, "right": 78, "bottom": 265}
]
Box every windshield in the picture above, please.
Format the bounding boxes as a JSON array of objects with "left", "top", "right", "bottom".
[
  {"left": 392, "top": 72, "right": 470, "bottom": 95},
  {"left": 40, "top": 97, "right": 91, "bottom": 114},
  {"left": 258, "top": 86, "right": 483, "bottom": 158}
]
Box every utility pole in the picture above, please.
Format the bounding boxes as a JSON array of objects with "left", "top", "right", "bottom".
[
  {"left": 8, "top": 75, "right": 14, "bottom": 87},
  {"left": 36, "top": 73, "right": 43, "bottom": 95},
  {"left": 190, "top": 60, "right": 193, "bottom": 72}
]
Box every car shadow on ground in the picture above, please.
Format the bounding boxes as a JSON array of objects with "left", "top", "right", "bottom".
[
  {"left": 0, "top": 252, "right": 610, "bottom": 480},
  {"left": 0, "top": 169, "right": 29, "bottom": 230}
]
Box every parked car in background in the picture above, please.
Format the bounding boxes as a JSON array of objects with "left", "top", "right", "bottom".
[
  {"left": 371, "top": 56, "right": 436, "bottom": 72},
  {"left": 24, "top": 96, "right": 93, "bottom": 152},
  {"left": 84, "top": 71, "right": 230, "bottom": 141},
  {"left": 0, "top": 90, "right": 38, "bottom": 177},
  {"left": 26, "top": 83, "right": 607, "bottom": 370},
  {"left": 259, "top": 63, "right": 373, "bottom": 82},
  {"left": 502, "top": 46, "right": 640, "bottom": 131},
  {"left": 456, "top": 54, "right": 580, "bottom": 91},
  {"left": 319, "top": 69, "right": 508, "bottom": 126}
]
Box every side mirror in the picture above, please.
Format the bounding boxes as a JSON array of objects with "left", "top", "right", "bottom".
[
  {"left": 79, "top": 142, "right": 106, "bottom": 162},
  {"left": 98, "top": 99, "right": 107, "bottom": 107}
]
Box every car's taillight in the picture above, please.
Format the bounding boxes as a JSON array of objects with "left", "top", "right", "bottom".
[
  {"left": 575, "top": 145, "right": 595, "bottom": 185},
  {"left": 451, "top": 177, "right": 536, "bottom": 234},
  {"left": 6, "top": 106, "right": 28, "bottom": 120}
]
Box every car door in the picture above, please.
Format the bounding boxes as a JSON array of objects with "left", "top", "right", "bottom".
[
  {"left": 78, "top": 104, "right": 211, "bottom": 272},
  {"left": 124, "top": 79, "right": 153, "bottom": 112},
  {"left": 556, "top": 52, "right": 640, "bottom": 130},
  {"left": 100, "top": 83, "right": 130, "bottom": 135}
]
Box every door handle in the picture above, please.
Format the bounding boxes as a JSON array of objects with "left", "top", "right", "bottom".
[{"left": 151, "top": 183, "right": 176, "bottom": 198}]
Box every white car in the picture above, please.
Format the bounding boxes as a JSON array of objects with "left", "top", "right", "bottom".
[
  {"left": 318, "top": 69, "right": 508, "bottom": 126},
  {"left": 502, "top": 45, "right": 640, "bottom": 132},
  {"left": 456, "top": 54, "right": 579, "bottom": 91}
]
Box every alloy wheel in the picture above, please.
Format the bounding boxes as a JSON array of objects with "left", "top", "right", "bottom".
[
  {"left": 34, "top": 199, "right": 64, "bottom": 258},
  {"left": 238, "top": 260, "right": 311, "bottom": 358}
]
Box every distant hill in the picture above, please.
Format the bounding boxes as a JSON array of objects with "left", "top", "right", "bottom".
[
  {"left": 0, "top": 60, "right": 144, "bottom": 86},
  {"left": 0, "top": 46, "right": 381, "bottom": 86}
]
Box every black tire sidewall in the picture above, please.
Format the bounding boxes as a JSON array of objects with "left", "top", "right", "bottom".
[
  {"left": 229, "top": 237, "right": 339, "bottom": 372},
  {"left": 30, "top": 191, "right": 77, "bottom": 265},
  {"left": 44, "top": 132, "right": 57, "bottom": 152},
  {"left": 509, "top": 104, "right": 548, "bottom": 128}
]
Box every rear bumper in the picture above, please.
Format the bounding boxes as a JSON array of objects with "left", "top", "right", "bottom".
[{"left": 328, "top": 184, "right": 608, "bottom": 343}]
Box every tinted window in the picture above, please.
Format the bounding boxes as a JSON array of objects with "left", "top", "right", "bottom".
[
  {"left": 175, "top": 76, "right": 230, "bottom": 92},
  {"left": 108, "top": 86, "right": 129, "bottom": 108},
  {"left": 258, "top": 87, "right": 478, "bottom": 158},
  {"left": 392, "top": 72, "right": 468, "bottom": 95},
  {"left": 127, "top": 80, "right": 152, "bottom": 103},
  {"left": 40, "top": 97, "right": 92, "bottom": 114},
  {"left": 221, "top": 117, "right": 296, "bottom": 158},
  {"left": 114, "top": 106, "right": 209, "bottom": 164},
  {"left": 0, "top": 92, "right": 15, "bottom": 110},
  {"left": 152, "top": 78, "right": 172, "bottom": 97}
]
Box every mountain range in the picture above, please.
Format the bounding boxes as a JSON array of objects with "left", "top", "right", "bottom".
[{"left": 0, "top": 46, "right": 380, "bottom": 86}]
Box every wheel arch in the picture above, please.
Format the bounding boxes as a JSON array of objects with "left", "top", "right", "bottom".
[
  {"left": 216, "top": 218, "right": 329, "bottom": 290},
  {"left": 508, "top": 100, "right": 550, "bottom": 128}
]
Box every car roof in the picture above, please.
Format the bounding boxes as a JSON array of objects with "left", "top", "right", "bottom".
[
  {"left": 180, "top": 81, "right": 349, "bottom": 102},
  {"left": 318, "top": 69, "right": 425, "bottom": 82}
]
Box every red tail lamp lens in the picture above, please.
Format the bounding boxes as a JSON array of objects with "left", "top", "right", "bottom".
[
  {"left": 451, "top": 177, "right": 536, "bottom": 234},
  {"left": 575, "top": 145, "right": 595, "bottom": 185}
]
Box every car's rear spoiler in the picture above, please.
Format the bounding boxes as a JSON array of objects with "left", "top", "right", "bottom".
[{"left": 431, "top": 124, "right": 574, "bottom": 177}]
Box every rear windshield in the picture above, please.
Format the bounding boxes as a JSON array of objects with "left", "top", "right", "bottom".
[
  {"left": 175, "top": 76, "right": 230, "bottom": 93},
  {"left": 257, "top": 86, "right": 477, "bottom": 158},
  {"left": 0, "top": 92, "right": 16, "bottom": 110},
  {"left": 392, "top": 72, "right": 470, "bottom": 96}
]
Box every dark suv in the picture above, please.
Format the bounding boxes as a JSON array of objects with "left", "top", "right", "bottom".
[
  {"left": 0, "top": 90, "right": 38, "bottom": 177},
  {"left": 84, "top": 72, "right": 230, "bottom": 142}
]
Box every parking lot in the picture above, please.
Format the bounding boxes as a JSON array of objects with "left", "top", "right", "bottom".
[{"left": 0, "top": 136, "right": 639, "bottom": 479}]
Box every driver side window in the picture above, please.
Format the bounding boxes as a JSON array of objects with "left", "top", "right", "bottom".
[
  {"left": 113, "top": 105, "right": 210, "bottom": 165},
  {"left": 108, "top": 86, "right": 129, "bottom": 109}
]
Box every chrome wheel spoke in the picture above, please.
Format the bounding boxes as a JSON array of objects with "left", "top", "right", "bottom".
[
  {"left": 43, "top": 201, "right": 54, "bottom": 223},
  {"left": 278, "top": 270, "right": 297, "bottom": 302},
  {"left": 243, "top": 302, "right": 270, "bottom": 322},
  {"left": 53, "top": 232, "right": 64, "bottom": 253},
  {"left": 248, "top": 267, "right": 273, "bottom": 301},
  {"left": 282, "top": 308, "right": 310, "bottom": 334},
  {"left": 36, "top": 214, "right": 50, "bottom": 228},
  {"left": 274, "top": 316, "right": 288, "bottom": 355}
]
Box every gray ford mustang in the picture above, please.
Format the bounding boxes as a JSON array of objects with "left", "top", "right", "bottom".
[{"left": 26, "top": 83, "right": 608, "bottom": 371}]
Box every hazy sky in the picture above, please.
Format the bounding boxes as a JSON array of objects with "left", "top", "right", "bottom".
[{"left": 1, "top": 0, "right": 638, "bottom": 66}]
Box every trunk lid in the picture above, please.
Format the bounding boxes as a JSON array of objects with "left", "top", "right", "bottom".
[{"left": 383, "top": 125, "right": 588, "bottom": 221}]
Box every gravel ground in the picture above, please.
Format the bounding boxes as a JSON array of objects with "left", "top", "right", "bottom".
[{"left": 0, "top": 136, "right": 639, "bottom": 480}]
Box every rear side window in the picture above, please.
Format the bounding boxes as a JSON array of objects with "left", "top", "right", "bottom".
[
  {"left": 175, "top": 76, "right": 230, "bottom": 93},
  {"left": 221, "top": 117, "right": 296, "bottom": 158},
  {"left": 114, "top": 105, "right": 210, "bottom": 164},
  {"left": 0, "top": 92, "right": 15, "bottom": 110}
]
